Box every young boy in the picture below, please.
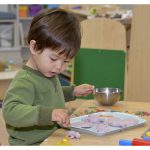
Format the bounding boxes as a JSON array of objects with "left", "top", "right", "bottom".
[{"left": 2, "top": 8, "right": 94, "bottom": 145}]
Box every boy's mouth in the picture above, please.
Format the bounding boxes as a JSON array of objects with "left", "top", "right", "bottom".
[{"left": 49, "top": 72, "right": 57, "bottom": 76}]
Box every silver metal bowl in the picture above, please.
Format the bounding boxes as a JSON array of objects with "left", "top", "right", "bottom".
[{"left": 94, "top": 87, "right": 121, "bottom": 106}]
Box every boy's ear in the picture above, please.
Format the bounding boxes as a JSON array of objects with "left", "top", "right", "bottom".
[{"left": 29, "top": 40, "right": 37, "bottom": 54}]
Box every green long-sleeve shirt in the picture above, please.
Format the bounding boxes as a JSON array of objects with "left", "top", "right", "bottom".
[{"left": 2, "top": 65, "right": 75, "bottom": 145}]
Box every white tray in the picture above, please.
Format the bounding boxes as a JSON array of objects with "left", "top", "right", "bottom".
[{"left": 70, "top": 112, "right": 146, "bottom": 136}]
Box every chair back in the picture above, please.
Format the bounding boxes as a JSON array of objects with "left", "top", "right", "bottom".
[{"left": 72, "top": 18, "right": 126, "bottom": 100}]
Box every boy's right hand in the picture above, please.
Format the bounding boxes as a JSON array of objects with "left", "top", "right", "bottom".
[{"left": 52, "top": 109, "right": 70, "bottom": 128}]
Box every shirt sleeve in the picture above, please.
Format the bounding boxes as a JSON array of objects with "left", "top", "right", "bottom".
[
  {"left": 2, "top": 78, "right": 54, "bottom": 127},
  {"left": 62, "top": 85, "right": 76, "bottom": 102}
]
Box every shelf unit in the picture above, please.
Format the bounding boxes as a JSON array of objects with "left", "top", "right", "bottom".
[
  {"left": 0, "top": 5, "right": 22, "bottom": 66},
  {"left": 0, "top": 5, "right": 20, "bottom": 51},
  {"left": 0, "top": 5, "right": 72, "bottom": 85}
]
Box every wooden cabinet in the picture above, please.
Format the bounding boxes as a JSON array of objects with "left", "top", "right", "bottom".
[
  {"left": 0, "top": 70, "right": 18, "bottom": 100},
  {"left": 126, "top": 5, "right": 150, "bottom": 102}
]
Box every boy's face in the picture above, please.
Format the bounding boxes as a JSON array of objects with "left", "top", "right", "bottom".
[{"left": 31, "top": 48, "right": 71, "bottom": 77}]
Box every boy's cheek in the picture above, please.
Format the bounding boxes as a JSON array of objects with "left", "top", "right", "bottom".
[{"left": 61, "top": 65, "right": 67, "bottom": 72}]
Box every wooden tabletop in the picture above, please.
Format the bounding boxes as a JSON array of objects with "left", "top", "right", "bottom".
[{"left": 41, "top": 99, "right": 150, "bottom": 146}]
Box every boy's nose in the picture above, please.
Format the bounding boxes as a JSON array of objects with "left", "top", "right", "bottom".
[{"left": 55, "top": 62, "right": 62, "bottom": 72}]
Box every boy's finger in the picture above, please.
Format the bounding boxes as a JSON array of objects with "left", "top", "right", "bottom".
[
  {"left": 61, "top": 116, "right": 70, "bottom": 127},
  {"left": 62, "top": 112, "right": 69, "bottom": 122},
  {"left": 64, "top": 119, "right": 70, "bottom": 127}
]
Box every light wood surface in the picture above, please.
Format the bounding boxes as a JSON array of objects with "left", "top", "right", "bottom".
[
  {"left": 0, "top": 80, "right": 12, "bottom": 100},
  {"left": 126, "top": 5, "right": 150, "bottom": 102},
  {"left": 0, "top": 109, "right": 9, "bottom": 145},
  {"left": 80, "top": 18, "right": 126, "bottom": 50},
  {"left": 41, "top": 99, "right": 150, "bottom": 146},
  {"left": 0, "top": 70, "right": 18, "bottom": 99}
]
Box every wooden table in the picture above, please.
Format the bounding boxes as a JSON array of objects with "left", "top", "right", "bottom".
[{"left": 41, "top": 99, "right": 150, "bottom": 146}]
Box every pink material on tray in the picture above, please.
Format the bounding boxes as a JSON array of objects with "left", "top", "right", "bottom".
[{"left": 67, "top": 131, "right": 81, "bottom": 139}]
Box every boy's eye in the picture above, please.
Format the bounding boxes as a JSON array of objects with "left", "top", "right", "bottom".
[
  {"left": 64, "top": 60, "right": 70, "bottom": 64},
  {"left": 50, "top": 57, "right": 57, "bottom": 61}
]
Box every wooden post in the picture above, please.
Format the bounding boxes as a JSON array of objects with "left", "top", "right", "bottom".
[{"left": 126, "top": 5, "right": 150, "bottom": 102}]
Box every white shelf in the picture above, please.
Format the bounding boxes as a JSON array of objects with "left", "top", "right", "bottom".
[
  {"left": 0, "top": 47, "right": 20, "bottom": 52},
  {"left": 0, "top": 20, "right": 16, "bottom": 23},
  {"left": 0, "top": 70, "right": 18, "bottom": 80}
]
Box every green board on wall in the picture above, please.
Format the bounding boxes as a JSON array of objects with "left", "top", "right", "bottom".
[{"left": 74, "top": 48, "right": 126, "bottom": 100}]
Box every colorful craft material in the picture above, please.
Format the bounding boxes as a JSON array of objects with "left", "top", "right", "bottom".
[{"left": 119, "top": 138, "right": 150, "bottom": 146}]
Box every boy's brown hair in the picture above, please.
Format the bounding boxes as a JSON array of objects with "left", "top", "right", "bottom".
[{"left": 27, "top": 8, "right": 81, "bottom": 59}]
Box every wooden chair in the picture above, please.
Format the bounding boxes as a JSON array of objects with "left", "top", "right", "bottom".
[
  {"left": 80, "top": 18, "right": 126, "bottom": 50},
  {"left": 71, "top": 18, "right": 127, "bottom": 100},
  {"left": 126, "top": 5, "right": 150, "bottom": 102}
]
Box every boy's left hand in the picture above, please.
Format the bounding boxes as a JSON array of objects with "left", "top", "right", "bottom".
[{"left": 73, "top": 84, "right": 94, "bottom": 97}]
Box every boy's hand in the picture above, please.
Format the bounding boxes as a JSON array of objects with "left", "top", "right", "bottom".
[
  {"left": 73, "top": 84, "right": 94, "bottom": 97},
  {"left": 52, "top": 109, "right": 70, "bottom": 128}
]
